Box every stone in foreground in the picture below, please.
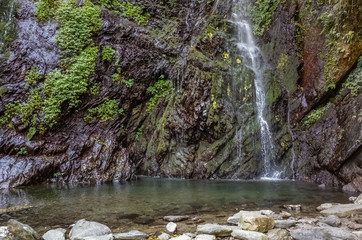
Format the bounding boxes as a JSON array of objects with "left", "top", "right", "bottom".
[
  {"left": 290, "top": 225, "right": 358, "bottom": 240},
  {"left": 163, "top": 216, "right": 189, "bottom": 222},
  {"left": 166, "top": 222, "right": 177, "bottom": 233},
  {"left": 354, "top": 194, "right": 362, "bottom": 204},
  {"left": 114, "top": 230, "right": 147, "bottom": 240},
  {"left": 231, "top": 229, "right": 267, "bottom": 240},
  {"left": 81, "top": 234, "right": 113, "bottom": 240},
  {"left": 169, "top": 234, "right": 192, "bottom": 240},
  {"left": 69, "top": 219, "right": 112, "bottom": 240},
  {"left": 320, "top": 204, "right": 362, "bottom": 217},
  {"left": 196, "top": 223, "right": 236, "bottom": 237},
  {"left": 195, "top": 234, "right": 216, "bottom": 240},
  {"left": 238, "top": 211, "right": 274, "bottom": 233},
  {"left": 43, "top": 228, "right": 66, "bottom": 240},
  {"left": 158, "top": 233, "right": 170, "bottom": 240},
  {"left": 274, "top": 220, "right": 296, "bottom": 229},
  {"left": 267, "top": 229, "right": 292, "bottom": 240},
  {"left": 321, "top": 215, "right": 341, "bottom": 227},
  {"left": 7, "top": 219, "right": 41, "bottom": 240}
]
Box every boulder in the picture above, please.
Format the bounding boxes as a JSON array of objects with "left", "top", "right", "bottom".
[
  {"left": 195, "top": 234, "right": 215, "bottom": 240},
  {"left": 80, "top": 235, "right": 113, "bottom": 240},
  {"left": 114, "top": 230, "right": 147, "bottom": 240},
  {"left": 266, "top": 229, "right": 292, "bottom": 240},
  {"left": 69, "top": 219, "right": 112, "bottom": 240},
  {"left": 228, "top": 210, "right": 274, "bottom": 225},
  {"left": 196, "top": 223, "right": 236, "bottom": 236},
  {"left": 321, "top": 215, "right": 341, "bottom": 227},
  {"left": 238, "top": 211, "right": 274, "bottom": 233},
  {"left": 169, "top": 234, "right": 191, "bottom": 240},
  {"left": 231, "top": 229, "right": 267, "bottom": 240},
  {"left": 157, "top": 233, "right": 170, "bottom": 240},
  {"left": 320, "top": 204, "right": 362, "bottom": 217},
  {"left": 7, "top": 219, "right": 41, "bottom": 240},
  {"left": 166, "top": 222, "right": 177, "bottom": 233},
  {"left": 43, "top": 228, "right": 66, "bottom": 240},
  {"left": 274, "top": 220, "right": 296, "bottom": 229},
  {"left": 290, "top": 225, "right": 358, "bottom": 240},
  {"left": 163, "top": 216, "right": 189, "bottom": 222}
]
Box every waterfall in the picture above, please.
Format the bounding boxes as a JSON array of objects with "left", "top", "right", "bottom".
[{"left": 232, "top": 1, "right": 281, "bottom": 178}]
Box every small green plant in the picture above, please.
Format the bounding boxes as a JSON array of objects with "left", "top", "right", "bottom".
[
  {"left": 25, "top": 66, "right": 42, "bottom": 86},
  {"left": 15, "top": 146, "right": 28, "bottom": 156},
  {"left": 102, "top": 46, "right": 115, "bottom": 61},
  {"left": 248, "top": 0, "right": 279, "bottom": 36},
  {"left": 111, "top": 68, "right": 133, "bottom": 87},
  {"left": 146, "top": 75, "right": 173, "bottom": 112},
  {"left": 0, "top": 100, "right": 20, "bottom": 128},
  {"left": 84, "top": 98, "right": 123, "bottom": 122},
  {"left": 35, "top": 0, "right": 60, "bottom": 22},
  {"left": 53, "top": 172, "right": 63, "bottom": 177},
  {"left": 343, "top": 56, "right": 362, "bottom": 97},
  {"left": 90, "top": 82, "right": 101, "bottom": 95},
  {"left": 135, "top": 124, "right": 144, "bottom": 141},
  {"left": 123, "top": 78, "right": 134, "bottom": 88},
  {"left": 304, "top": 104, "right": 330, "bottom": 125}
]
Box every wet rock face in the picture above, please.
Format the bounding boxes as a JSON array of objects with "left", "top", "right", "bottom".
[{"left": 0, "top": 0, "right": 361, "bottom": 188}]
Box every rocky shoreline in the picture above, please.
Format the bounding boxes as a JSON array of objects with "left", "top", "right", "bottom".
[{"left": 1, "top": 194, "right": 362, "bottom": 240}]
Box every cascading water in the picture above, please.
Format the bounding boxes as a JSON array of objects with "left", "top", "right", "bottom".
[{"left": 232, "top": 0, "right": 281, "bottom": 179}]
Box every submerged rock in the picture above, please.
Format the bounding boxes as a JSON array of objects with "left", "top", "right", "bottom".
[
  {"left": 7, "top": 219, "right": 41, "bottom": 240},
  {"left": 114, "top": 230, "right": 147, "bottom": 240},
  {"left": 42, "top": 228, "right": 66, "bottom": 240},
  {"left": 196, "top": 224, "right": 236, "bottom": 237},
  {"left": 69, "top": 219, "right": 112, "bottom": 240},
  {"left": 231, "top": 229, "right": 267, "bottom": 240},
  {"left": 238, "top": 211, "right": 275, "bottom": 233}
]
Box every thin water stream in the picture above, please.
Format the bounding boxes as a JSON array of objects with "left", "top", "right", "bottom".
[{"left": 0, "top": 178, "right": 352, "bottom": 233}]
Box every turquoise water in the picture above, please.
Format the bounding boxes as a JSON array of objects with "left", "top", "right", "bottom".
[{"left": 0, "top": 178, "right": 352, "bottom": 233}]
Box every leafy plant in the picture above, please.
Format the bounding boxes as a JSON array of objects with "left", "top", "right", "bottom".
[
  {"left": 25, "top": 66, "right": 42, "bottom": 86},
  {"left": 84, "top": 98, "right": 123, "bottom": 122},
  {"left": 304, "top": 104, "right": 329, "bottom": 125},
  {"left": 135, "top": 125, "right": 144, "bottom": 141},
  {"left": 248, "top": 0, "right": 279, "bottom": 36},
  {"left": 102, "top": 46, "right": 115, "bottom": 61},
  {"left": 35, "top": 0, "right": 60, "bottom": 22},
  {"left": 146, "top": 75, "right": 173, "bottom": 112},
  {"left": 15, "top": 146, "right": 28, "bottom": 156},
  {"left": 343, "top": 56, "right": 362, "bottom": 97}
]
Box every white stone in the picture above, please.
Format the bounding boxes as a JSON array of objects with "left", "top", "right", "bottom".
[
  {"left": 114, "top": 230, "right": 147, "bottom": 240},
  {"left": 166, "top": 222, "right": 177, "bottom": 233},
  {"left": 320, "top": 204, "right": 362, "bottom": 217},
  {"left": 238, "top": 211, "right": 274, "bottom": 233},
  {"left": 196, "top": 223, "right": 236, "bottom": 237},
  {"left": 195, "top": 234, "right": 216, "bottom": 240},
  {"left": 163, "top": 216, "right": 189, "bottom": 222},
  {"left": 354, "top": 194, "right": 362, "bottom": 204},
  {"left": 43, "top": 228, "right": 66, "bottom": 240},
  {"left": 169, "top": 234, "right": 191, "bottom": 240},
  {"left": 157, "top": 233, "right": 170, "bottom": 240},
  {"left": 231, "top": 229, "right": 267, "bottom": 240},
  {"left": 69, "top": 219, "right": 112, "bottom": 240}
]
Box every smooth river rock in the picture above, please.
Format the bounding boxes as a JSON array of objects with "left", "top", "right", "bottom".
[
  {"left": 43, "top": 228, "right": 66, "bottom": 240},
  {"left": 320, "top": 204, "right": 362, "bottom": 217},
  {"left": 157, "top": 233, "right": 170, "bottom": 240},
  {"left": 166, "top": 222, "right": 177, "bottom": 233},
  {"left": 194, "top": 234, "right": 215, "bottom": 240},
  {"left": 163, "top": 216, "right": 189, "bottom": 222},
  {"left": 321, "top": 215, "right": 341, "bottom": 227},
  {"left": 196, "top": 223, "right": 236, "bottom": 236},
  {"left": 238, "top": 211, "right": 274, "bottom": 233},
  {"left": 267, "top": 229, "right": 292, "bottom": 240},
  {"left": 274, "top": 220, "right": 296, "bottom": 229},
  {"left": 231, "top": 229, "right": 267, "bottom": 240},
  {"left": 290, "top": 225, "right": 358, "bottom": 240},
  {"left": 169, "top": 234, "right": 192, "bottom": 240},
  {"left": 7, "top": 219, "right": 41, "bottom": 240},
  {"left": 114, "top": 230, "right": 147, "bottom": 240},
  {"left": 69, "top": 219, "right": 112, "bottom": 240}
]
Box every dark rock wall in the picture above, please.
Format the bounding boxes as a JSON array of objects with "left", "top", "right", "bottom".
[{"left": 0, "top": 0, "right": 361, "bottom": 191}]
